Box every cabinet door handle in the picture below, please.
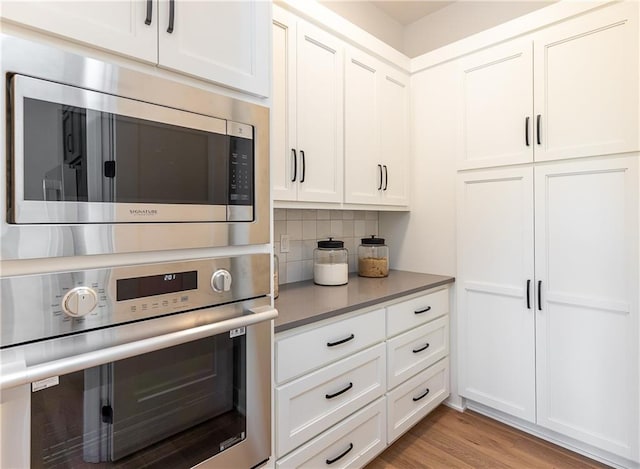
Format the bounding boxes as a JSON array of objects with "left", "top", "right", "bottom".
[
  {"left": 377, "top": 164, "right": 383, "bottom": 190},
  {"left": 412, "top": 343, "right": 430, "bottom": 354},
  {"left": 383, "top": 165, "right": 388, "bottom": 191},
  {"left": 526, "top": 279, "right": 531, "bottom": 309},
  {"left": 326, "top": 333, "right": 354, "bottom": 347},
  {"left": 145, "top": 0, "right": 153, "bottom": 25},
  {"left": 291, "top": 149, "right": 297, "bottom": 182},
  {"left": 412, "top": 388, "right": 430, "bottom": 402},
  {"left": 326, "top": 443, "right": 353, "bottom": 465},
  {"left": 414, "top": 306, "right": 431, "bottom": 315},
  {"left": 525, "top": 116, "right": 530, "bottom": 146},
  {"left": 536, "top": 114, "right": 541, "bottom": 145},
  {"left": 167, "top": 0, "right": 175, "bottom": 33},
  {"left": 537, "top": 280, "right": 542, "bottom": 310},
  {"left": 325, "top": 382, "right": 353, "bottom": 399},
  {"left": 300, "top": 150, "right": 306, "bottom": 183}
]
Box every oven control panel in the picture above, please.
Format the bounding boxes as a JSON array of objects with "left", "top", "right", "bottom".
[{"left": 1, "top": 254, "right": 269, "bottom": 348}]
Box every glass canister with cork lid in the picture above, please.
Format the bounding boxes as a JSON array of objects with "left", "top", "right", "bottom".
[
  {"left": 358, "top": 235, "right": 389, "bottom": 278},
  {"left": 313, "top": 238, "right": 348, "bottom": 286}
]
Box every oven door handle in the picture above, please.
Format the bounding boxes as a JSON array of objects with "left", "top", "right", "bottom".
[{"left": 0, "top": 306, "right": 278, "bottom": 391}]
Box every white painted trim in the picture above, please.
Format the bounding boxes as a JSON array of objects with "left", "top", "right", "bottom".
[
  {"left": 444, "top": 396, "right": 466, "bottom": 412},
  {"left": 276, "top": 0, "right": 410, "bottom": 73},
  {"left": 410, "top": 0, "right": 613, "bottom": 73}
]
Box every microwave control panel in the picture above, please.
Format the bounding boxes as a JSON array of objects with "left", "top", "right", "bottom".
[{"left": 227, "top": 122, "right": 253, "bottom": 207}]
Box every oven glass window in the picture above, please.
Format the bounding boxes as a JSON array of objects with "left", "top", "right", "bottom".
[
  {"left": 22, "top": 98, "right": 229, "bottom": 205},
  {"left": 30, "top": 334, "right": 246, "bottom": 468}
]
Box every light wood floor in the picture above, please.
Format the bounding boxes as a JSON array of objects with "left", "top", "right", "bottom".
[{"left": 366, "top": 405, "right": 610, "bottom": 469}]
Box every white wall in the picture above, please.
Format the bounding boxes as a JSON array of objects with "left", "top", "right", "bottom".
[
  {"left": 404, "top": 1, "right": 553, "bottom": 58},
  {"left": 319, "top": 0, "right": 405, "bottom": 53}
]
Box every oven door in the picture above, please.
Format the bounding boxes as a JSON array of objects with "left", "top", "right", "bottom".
[
  {"left": 10, "top": 74, "right": 254, "bottom": 224},
  {"left": 0, "top": 319, "right": 272, "bottom": 469}
]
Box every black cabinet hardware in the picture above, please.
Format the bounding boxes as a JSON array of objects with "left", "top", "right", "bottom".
[
  {"left": 378, "top": 164, "right": 383, "bottom": 190},
  {"left": 101, "top": 405, "right": 113, "bottom": 424},
  {"left": 291, "top": 149, "right": 297, "bottom": 182},
  {"left": 412, "top": 388, "right": 430, "bottom": 402},
  {"left": 325, "top": 382, "right": 353, "bottom": 399},
  {"left": 167, "top": 0, "right": 175, "bottom": 33},
  {"left": 383, "top": 165, "right": 388, "bottom": 191},
  {"left": 104, "top": 161, "right": 116, "bottom": 178},
  {"left": 525, "top": 116, "right": 530, "bottom": 146},
  {"left": 537, "top": 280, "right": 542, "bottom": 310},
  {"left": 526, "top": 279, "right": 531, "bottom": 309},
  {"left": 145, "top": 0, "right": 153, "bottom": 25},
  {"left": 536, "top": 114, "right": 541, "bottom": 145},
  {"left": 412, "top": 343, "right": 430, "bottom": 354},
  {"left": 327, "top": 334, "right": 354, "bottom": 347},
  {"left": 414, "top": 306, "right": 431, "bottom": 315},
  {"left": 300, "top": 150, "right": 306, "bottom": 183},
  {"left": 326, "top": 443, "right": 353, "bottom": 465}
]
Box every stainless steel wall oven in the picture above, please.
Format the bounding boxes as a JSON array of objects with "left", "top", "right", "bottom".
[{"left": 1, "top": 34, "right": 270, "bottom": 260}]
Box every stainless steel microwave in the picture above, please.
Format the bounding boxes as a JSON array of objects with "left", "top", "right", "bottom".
[{"left": 1, "top": 35, "right": 270, "bottom": 260}]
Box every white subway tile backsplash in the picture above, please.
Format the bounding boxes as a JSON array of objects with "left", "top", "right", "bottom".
[{"left": 274, "top": 208, "right": 378, "bottom": 284}]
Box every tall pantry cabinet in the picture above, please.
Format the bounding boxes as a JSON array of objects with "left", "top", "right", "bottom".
[{"left": 457, "top": 1, "right": 639, "bottom": 464}]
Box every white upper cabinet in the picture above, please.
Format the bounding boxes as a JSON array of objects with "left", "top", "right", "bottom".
[
  {"left": 272, "top": 7, "right": 344, "bottom": 204},
  {"left": 0, "top": 0, "right": 270, "bottom": 97},
  {"left": 0, "top": 0, "right": 157, "bottom": 63},
  {"left": 533, "top": 1, "right": 639, "bottom": 162},
  {"left": 344, "top": 48, "right": 409, "bottom": 206},
  {"left": 457, "top": 1, "right": 639, "bottom": 169}
]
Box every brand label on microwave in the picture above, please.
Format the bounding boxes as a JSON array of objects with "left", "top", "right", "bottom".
[
  {"left": 229, "top": 327, "right": 246, "bottom": 338},
  {"left": 32, "top": 376, "right": 59, "bottom": 392},
  {"left": 129, "top": 209, "right": 158, "bottom": 216}
]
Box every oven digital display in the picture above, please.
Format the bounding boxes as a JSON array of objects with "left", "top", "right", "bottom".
[{"left": 117, "top": 271, "right": 198, "bottom": 301}]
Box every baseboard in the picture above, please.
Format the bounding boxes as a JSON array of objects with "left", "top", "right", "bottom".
[{"left": 444, "top": 395, "right": 466, "bottom": 412}]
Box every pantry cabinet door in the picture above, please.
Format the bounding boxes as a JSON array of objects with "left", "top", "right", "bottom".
[
  {"left": 379, "top": 66, "right": 409, "bottom": 206},
  {"left": 534, "top": 157, "right": 639, "bottom": 460},
  {"left": 0, "top": 0, "right": 157, "bottom": 63},
  {"left": 295, "top": 21, "right": 344, "bottom": 203},
  {"left": 457, "top": 39, "right": 533, "bottom": 170},
  {"left": 457, "top": 166, "right": 536, "bottom": 422},
  {"left": 533, "top": 1, "right": 639, "bottom": 162},
  {"left": 272, "top": 7, "right": 298, "bottom": 201},
  {"left": 344, "top": 49, "right": 381, "bottom": 205},
  {"left": 158, "top": 0, "right": 270, "bottom": 97}
]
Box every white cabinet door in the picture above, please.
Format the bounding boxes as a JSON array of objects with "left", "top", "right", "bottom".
[
  {"left": 344, "top": 49, "right": 381, "bottom": 205},
  {"left": 533, "top": 1, "right": 639, "bottom": 162},
  {"left": 295, "top": 21, "right": 344, "bottom": 204},
  {"left": 457, "top": 166, "right": 536, "bottom": 422},
  {"left": 457, "top": 39, "right": 533, "bottom": 170},
  {"left": 534, "top": 156, "right": 639, "bottom": 460},
  {"left": 272, "top": 8, "right": 298, "bottom": 201},
  {"left": 0, "top": 0, "right": 157, "bottom": 62},
  {"left": 157, "top": 0, "right": 270, "bottom": 97},
  {"left": 379, "top": 65, "right": 409, "bottom": 206}
]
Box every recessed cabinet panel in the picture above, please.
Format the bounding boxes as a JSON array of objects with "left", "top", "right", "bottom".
[
  {"left": 458, "top": 39, "right": 533, "bottom": 169},
  {"left": 533, "top": 2, "right": 639, "bottom": 161}
]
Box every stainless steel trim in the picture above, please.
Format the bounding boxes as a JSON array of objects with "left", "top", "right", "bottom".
[
  {"left": 0, "top": 306, "right": 276, "bottom": 390},
  {"left": 227, "top": 205, "right": 253, "bottom": 221},
  {"left": 1, "top": 34, "right": 270, "bottom": 259},
  {"left": 227, "top": 121, "right": 254, "bottom": 139}
]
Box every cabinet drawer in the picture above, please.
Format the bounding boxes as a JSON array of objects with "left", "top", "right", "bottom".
[
  {"left": 276, "top": 398, "right": 386, "bottom": 469},
  {"left": 275, "top": 343, "right": 386, "bottom": 458},
  {"left": 387, "top": 315, "right": 449, "bottom": 390},
  {"left": 387, "top": 357, "right": 449, "bottom": 444},
  {"left": 387, "top": 289, "right": 449, "bottom": 337},
  {"left": 275, "top": 308, "right": 385, "bottom": 384}
]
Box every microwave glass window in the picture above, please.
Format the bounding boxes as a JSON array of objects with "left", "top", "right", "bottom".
[
  {"left": 30, "top": 334, "right": 246, "bottom": 468},
  {"left": 23, "top": 98, "right": 229, "bottom": 205}
]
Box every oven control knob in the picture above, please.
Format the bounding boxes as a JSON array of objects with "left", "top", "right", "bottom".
[
  {"left": 62, "top": 287, "right": 98, "bottom": 318},
  {"left": 211, "top": 269, "right": 232, "bottom": 293}
]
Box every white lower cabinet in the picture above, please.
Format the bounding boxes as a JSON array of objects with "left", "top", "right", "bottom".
[{"left": 275, "top": 286, "right": 452, "bottom": 465}]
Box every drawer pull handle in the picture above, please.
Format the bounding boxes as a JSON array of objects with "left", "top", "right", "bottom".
[
  {"left": 326, "top": 442, "right": 353, "bottom": 465},
  {"left": 327, "top": 334, "right": 355, "bottom": 347},
  {"left": 412, "top": 343, "right": 430, "bottom": 354},
  {"left": 414, "top": 306, "right": 431, "bottom": 315},
  {"left": 413, "top": 388, "right": 430, "bottom": 402},
  {"left": 325, "top": 382, "right": 353, "bottom": 399}
]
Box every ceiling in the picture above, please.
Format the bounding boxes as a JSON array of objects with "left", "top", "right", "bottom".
[{"left": 372, "top": 1, "right": 455, "bottom": 25}]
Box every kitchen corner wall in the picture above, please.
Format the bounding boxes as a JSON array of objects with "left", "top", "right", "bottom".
[{"left": 274, "top": 208, "right": 379, "bottom": 284}]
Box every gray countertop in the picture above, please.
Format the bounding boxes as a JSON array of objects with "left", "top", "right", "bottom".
[{"left": 274, "top": 270, "right": 455, "bottom": 333}]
